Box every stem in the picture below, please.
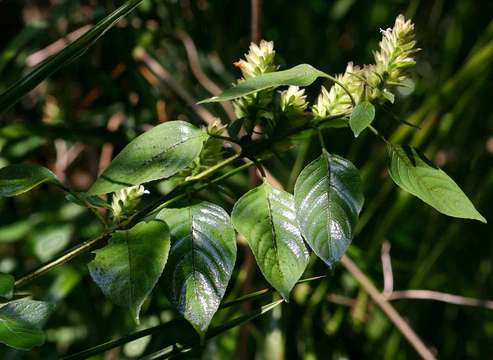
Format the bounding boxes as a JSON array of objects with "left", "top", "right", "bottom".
[
  {"left": 59, "top": 184, "right": 109, "bottom": 229},
  {"left": 14, "top": 158, "right": 258, "bottom": 288},
  {"left": 317, "top": 128, "right": 327, "bottom": 151},
  {"left": 324, "top": 74, "right": 356, "bottom": 106},
  {"left": 14, "top": 233, "right": 110, "bottom": 288},
  {"left": 208, "top": 133, "right": 242, "bottom": 146},
  {"left": 185, "top": 153, "right": 240, "bottom": 182},
  {"left": 368, "top": 124, "right": 390, "bottom": 144},
  {"left": 13, "top": 112, "right": 342, "bottom": 287},
  {"left": 250, "top": 0, "right": 262, "bottom": 44},
  {"left": 64, "top": 275, "right": 325, "bottom": 360},
  {"left": 340, "top": 255, "right": 436, "bottom": 360}
]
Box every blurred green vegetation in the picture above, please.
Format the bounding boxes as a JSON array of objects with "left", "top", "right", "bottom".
[{"left": 0, "top": 0, "right": 492, "bottom": 358}]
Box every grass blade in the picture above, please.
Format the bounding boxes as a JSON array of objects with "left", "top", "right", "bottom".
[{"left": 0, "top": 0, "right": 143, "bottom": 113}]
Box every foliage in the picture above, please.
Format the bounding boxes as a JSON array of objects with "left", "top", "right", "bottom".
[{"left": 0, "top": 1, "right": 492, "bottom": 358}]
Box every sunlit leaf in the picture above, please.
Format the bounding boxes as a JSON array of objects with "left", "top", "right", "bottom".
[
  {"left": 0, "top": 164, "right": 60, "bottom": 197},
  {"left": 89, "top": 121, "right": 208, "bottom": 195},
  {"left": 349, "top": 101, "right": 375, "bottom": 137},
  {"left": 199, "top": 64, "right": 330, "bottom": 103},
  {"left": 88, "top": 220, "right": 170, "bottom": 321},
  {"left": 157, "top": 202, "right": 236, "bottom": 336},
  {"left": 388, "top": 144, "right": 486, "bottom": 222},
  {"left": 0, "top": 299, "right": 54, "bottom": 350},
  {"left": 294, "top": 151, "right": 364, "bottom": 267},
  {"left": 232, "top": 182, "right": 309, "bottom": 299}
]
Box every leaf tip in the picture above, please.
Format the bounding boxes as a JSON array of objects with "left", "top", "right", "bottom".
[
  {"left": 475, "top": 213, "right": 487, "bottom": 224},
  {"left": 197, "top": 96, "right": 217, "bottom": 104}
]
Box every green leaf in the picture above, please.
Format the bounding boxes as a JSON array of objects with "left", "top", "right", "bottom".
[
  {"left": 294, "top": 151, "right": 364, "bottom": 267},
  {"left": 156, "top": 202, "right": 236, "bottom": 336},
  {"left": 0, "top": 299, "right": 53, "bottom": 350},
  {"left": 88, "top": 220, "right": 170, "bottom": 321},
  {"left": 89, "top": 121, "right": 208, "bottom": 195},
  {"left": 0, "top": 0, "right": 144, "bottom": 113},
  {"left": 0, "top": 273, "right": 14, "bottom": 299},
  {"left": 388, "top": 144, "right": 486, "bottom": 223},
  {"left": 199, "top": 64, "right": 329, "bottom": 103},
  {"left": 66, "top": 192, "right": 112, "bottom": 209},
  {"left": 231, "top": 182, "right": 309, "bottom": 299},
  {"left": 349, "top": 101, "right": 375, "bottom": 137},
  {"left": 0, "top": 164, "right": 60, "bottom": 197}
]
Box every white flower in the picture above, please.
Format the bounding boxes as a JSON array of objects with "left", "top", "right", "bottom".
[
  {"left": 111, "top": 185, "right": 148, "bottom": 223},
  {"left": 312, "top": 15, "right": 418, "bottom": 120},
  {"left": 280, "top": 86, "right": 308, "bottom": 114},
  {"left": 234, "top": 40, "right": 278, "bottom": 79},
  {"left": 233, "top": 40, "right": 279, "bottom": 126},
  {"left": 312, "top": 62, "right": 362, "bottom": 119},
  {"left": 369, "top": 14, "right": 418, "bottom": 99}
]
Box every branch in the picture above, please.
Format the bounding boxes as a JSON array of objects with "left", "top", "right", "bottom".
[
  {"left": 13, "top": 156, "right": 255, "bottom": 288},
  {"left": 250, "top": 0, "right": 262, "bottom": 44},
  {"left": 341, "top": 255, "right": 436, "bottom": 360},
  {"left": 175, "top": 30, "right": 235, "bottom": 120},
  {"left": 134, "top": 48, "right": 218, "bottom": 126},
  {"left": 388, "top": 290, "right": 493, "bottom": 310},
  {"left": 381, "top": 240, "right": 394, "bottom": 296},
  {"left": 14, "top": 233, "right": 110, "bottom": 288}
]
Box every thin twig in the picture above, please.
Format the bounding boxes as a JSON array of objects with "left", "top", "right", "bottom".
[
  {"left": 250, "top": 0, "right": 262, "bottom": 44},
  {"left": 341, "top": 255, "right": 436, "bottom": 360},
  {"left": 14, "top": 233, "right": 110, "bottom": 288},
  {"left": 26, "top": 25, "right": 92, "bottom": 67},
  {"left": 175, "top": 30, "right": 235, "bottom": 120},
  {"left": 54, "top": 139, "right": 84, "bottom": 181},
  {"left": 381, "top": 240, "right": 394, "bottom": 297},
  {"left": 387, "top": 290, "right": 493, "bottom": 310},
  {"left": 134, "top": 48, "right": 218, "bottom": 126}
]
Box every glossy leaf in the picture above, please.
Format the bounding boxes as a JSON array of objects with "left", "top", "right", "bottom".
[
  {"left": 294, "top": 151, "right": 364, "bottom": 267},
  {"left": 199, "top": 64, "right": 329, "bottom": 103},
  {"left": 89, "top": 121, "right": 208, "bottom": 195},
  {"left": 157, "top": 202, "right": 236, "bottom": 336},
  {"left": 0, "top": 164, "right": 60, "bottom": 197},
  {"left": 388, "top": 144, "right": 486, "bottom": 222},
  {"left": 349, "top": 101, "right": 375, "bottom": 137},
  {"left": 0, "top": 273, "right": 14, "bottom": 299},
  {"left": 0, "top": 0, "right": 144, "bottom": 112},
  {"left": 0, "top": 299, "right": 53, "bottom": 350},
  {"left": 232, "top": 182, "right": 309, "bottom": 299},
  {"left": 88, "top": 220, "right": 170, "bottom": 321}
]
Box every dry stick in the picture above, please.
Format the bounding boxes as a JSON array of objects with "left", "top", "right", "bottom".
[
  {"left": 54, "top": 140, "right": 84, "bottom": 181},
  {"left": 387, "top": 291, "right": 493, "bottom": 309},
  {"left": 381, "top": 240, "right": 394, "bottom": 297},
  {"left": 250, "top": 0, "right": 262, "bottom": 44},
  {"left": 98, "top": 112, "right": 125, "bottom": 175},
  {"left": 340, "top": 255, "right": 436, "bottom": 360},
  {"left": 380, "top": 241, "right": 493, "bottom": 310},
  {"left": 134, "top": 48, "right": 217, "bottom": 126},
  {"left": 26, "top": 25, "right": 92, "bottom": 67},
  {"left": 175, "top": 30, "right": 235, "bottom": 120}
]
